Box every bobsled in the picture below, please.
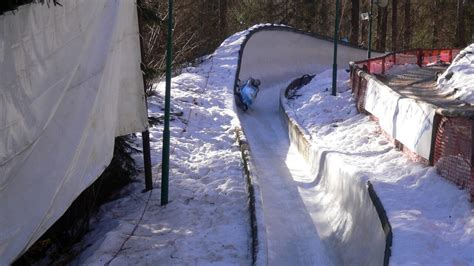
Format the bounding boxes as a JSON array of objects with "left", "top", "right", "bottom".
[{"left": 234, "top": 78, "right": 261, "bottom": 111}]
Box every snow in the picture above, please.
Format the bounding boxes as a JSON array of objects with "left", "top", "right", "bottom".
[
  {"left": 286, "top": 68, "right": 474, "bottom": 265},
  {"left": 66, "top": 30, "right": 253, "bottom": 265},
  {"left": 238, "top": 83, "right": 339, "bottom": 265},
  {"left": 385, "top": 63, "right": 420, "bottom": 75},
  {"left": 61, "top": 27, "right": 473, "bottom": 265},
  {"left": 438, "top": 43, "right": 474, "bottom": 103},
  {"left": 286, "top": 69, "right": 357, "bottom": 131}
]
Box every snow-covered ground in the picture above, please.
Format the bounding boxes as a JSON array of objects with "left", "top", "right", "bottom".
[
  {"left": 385, "top": 63, "right": 421, "bottom": 75},
  {"left": 64, "top": 27, "right": 473, "bottom": 265},
  {"left": 67, "top": 31, "right": 254, "bottom": 265},
  {"left": 438, "top": 44, "right": 474, "bottom": 103},
  {"left": 286, "top": 68, "right": 474, "bottom": 265}
]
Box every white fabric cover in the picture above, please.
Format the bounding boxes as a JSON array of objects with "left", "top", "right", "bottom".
[
  {"left": 364, "top": 78, "right": 435, "bottom": 159},
  {"left": 0, "top": 0, "right": 147, "bottom": 263}
]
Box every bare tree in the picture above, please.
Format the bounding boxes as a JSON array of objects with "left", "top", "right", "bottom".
[
  {"left": 431, "top": 0, "right": 440, "bottom": 48},
  {"left": 391, "top": 0, "right": 398, "bottom": 50},
  {"left": 302, "top": 0, "right": 318, "bottom": 31},
  {"left": 266, "top": 0, "right": 274, "bottom": 21},
  {"left": 318, "top": 0, "right": 329, "bottom": 35},
  {"left": 403, "top": 0, "right": 411, "bottom": 49},
  {"left": 350, "top": 0, "right": 360, "bottom": 45},
  {"left": 219, "top": 0, "right": 228, "bottom": 39},
  {"left": 375, "top": 4, "right": 388, "bottom": 51},
  {"left": 455, "top": 0, "right": 466, "bottom": 46}
]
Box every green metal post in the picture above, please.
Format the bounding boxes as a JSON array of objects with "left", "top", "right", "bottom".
[
  {"left": 162, "top": 0, "right": 173, "bottom": 206},
  {"left": 368, "top": 0, "right": 373, "bottom": 59},
  {"left": 332, "top": 0, "right": 340, "bottom": 96}
]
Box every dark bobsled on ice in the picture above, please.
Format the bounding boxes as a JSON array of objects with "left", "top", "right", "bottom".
[
  {"left": 234, "top": 78, "right": 261, "bottom": 111},
  {"left": 285, "top": 74, "right": 315, "bottom": 99}
]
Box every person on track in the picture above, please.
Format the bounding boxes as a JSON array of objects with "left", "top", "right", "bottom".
[{"left": 235, "top": 77, "right": 261, "bottom": 111}]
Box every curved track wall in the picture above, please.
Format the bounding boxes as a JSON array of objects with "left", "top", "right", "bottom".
[
  {"left": 280, "top": 88, "right": 391, "bottom": 265},
  {"left": 234, "top": 25, "right": 390, "bottom": 265},
  {"left": 236, "top": 25, "right": 382, "bottom": 87}
]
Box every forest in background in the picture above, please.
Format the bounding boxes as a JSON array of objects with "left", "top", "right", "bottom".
[
  {"left": 0, "top": 0, "right": 471, "bottom": 263},
  {"left": 141, "top": 0, "right": 474, "bottom": 82}
]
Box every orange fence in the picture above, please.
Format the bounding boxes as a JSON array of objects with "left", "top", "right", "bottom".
[
  {"left": 432, "top": 115, "right": 473, "bottom": 199},
  {"left": 353, "top": 48, "right": 462, "bottom": 75},
  {"left": 350, "top": 48, "right": 473, "bottom": 202}
]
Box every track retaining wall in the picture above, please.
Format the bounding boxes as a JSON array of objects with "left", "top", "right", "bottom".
[{"left": 279, "top": 86, "right": 392, "bottom": 266}]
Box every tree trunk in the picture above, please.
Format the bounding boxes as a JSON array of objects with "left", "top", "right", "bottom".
[
  {"left": 303, "top": 0, "right": 317, "bottom": 31},
  {"left": 379, "top": 6, "right": 388, "bottom": 51},
  {"left": 266, "top": 0, "right": 274, "bottom": 22},
  {"left": 431, "top": 0, "right": 439, "bottom": 48},
  {"left": 376, "top": 6, "right": 382, "bottom": 50},
  {"left": 318, "top": 0, "right": 329, "bottom": 35},
  {"left": 376, "top": 6, "right": 387, "bottom": 51},
  {"left": 219, "top": 0, "right": 227, "bottom": 40},
  {"left": 391, "top": 0, "right": 398, "bottom": 50},
  {"left": 350, "top": 0, "right": 360, "bottom": 45},
  {"left": 455, "top": 0, "right": 465, "bottom": 47},
  {"left": 403, "top": 0, "right": 411, "bottom": 49}
]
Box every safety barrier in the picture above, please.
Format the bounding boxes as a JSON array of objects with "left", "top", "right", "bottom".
[
  {"left": 353, "top": 48, "right": 461, "bottom": 75},
  {"left": 280, "top": 82, "right": 391, "bottom": 266},
  {"left": 350, "top": 49, "right": 474, "bottom": 202}
]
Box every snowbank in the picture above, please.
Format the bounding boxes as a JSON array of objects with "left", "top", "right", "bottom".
[
  {"left": 43, "top": 25, "right": 473, "bottom": 265},
  {"left": 285, "top": 69, "right": 474, "bottom": 265},
  {"left": 280, "top": 70, "right": 388, "bottom": 266},
  {"left": 438, "top": 44, "right": 474, "bottom": 103},
  {"left": 385, "top": 63, "right": 420, "bottom": 75},
  {"left": 65, "top": 28, "right": 255, "bottom": 265}
]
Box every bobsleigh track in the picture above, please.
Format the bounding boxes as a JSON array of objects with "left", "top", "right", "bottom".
[{"left": 234, "top": 25, "right": 390, "bottom": 265}]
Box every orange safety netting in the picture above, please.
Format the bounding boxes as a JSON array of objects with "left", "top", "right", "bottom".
[
  {"left": 350, "top": 48, "right": 473, "bottom": 202},
  {"left": 353, "top": 48, "right": 461, "bottom": 75}
]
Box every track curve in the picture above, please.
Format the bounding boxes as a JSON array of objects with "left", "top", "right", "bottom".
[{"left": 235, "top": 25, "right": 384, "bottom": 265}]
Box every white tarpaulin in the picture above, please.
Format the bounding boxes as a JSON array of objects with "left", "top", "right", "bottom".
[
  {"left": 364, "top": 78, "right": 435, "bottom": 160},
  {"left": 0, "top": 0, "right": 148, "bottom": 263}
]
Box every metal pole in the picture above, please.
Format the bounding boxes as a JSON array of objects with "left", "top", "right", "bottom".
[
  {"left": 136, "top": 0, "right": 153, "bottom": 192},
  {"left": 161, "top": 0, "right": 173, "bottom": 206},
  {"left": 368, "top": 0, "right": 373, "bottom": 58},
  {"left": 332, "top": 0, "right": 340, "bottom": 96}
]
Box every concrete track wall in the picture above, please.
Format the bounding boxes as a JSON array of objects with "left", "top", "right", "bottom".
[
  {"left": 235, "top": 25, "right": 390, "bottom": 265},
  {"left": 237, "top": 26, "right": 381, "bottom": 87},
  {"left": 281, "top": 89, "right": 388, "bottom": 265}
]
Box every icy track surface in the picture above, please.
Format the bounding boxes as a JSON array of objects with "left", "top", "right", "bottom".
[{"left": 240, "top": 84, "right": 340, "bottom": 265}]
